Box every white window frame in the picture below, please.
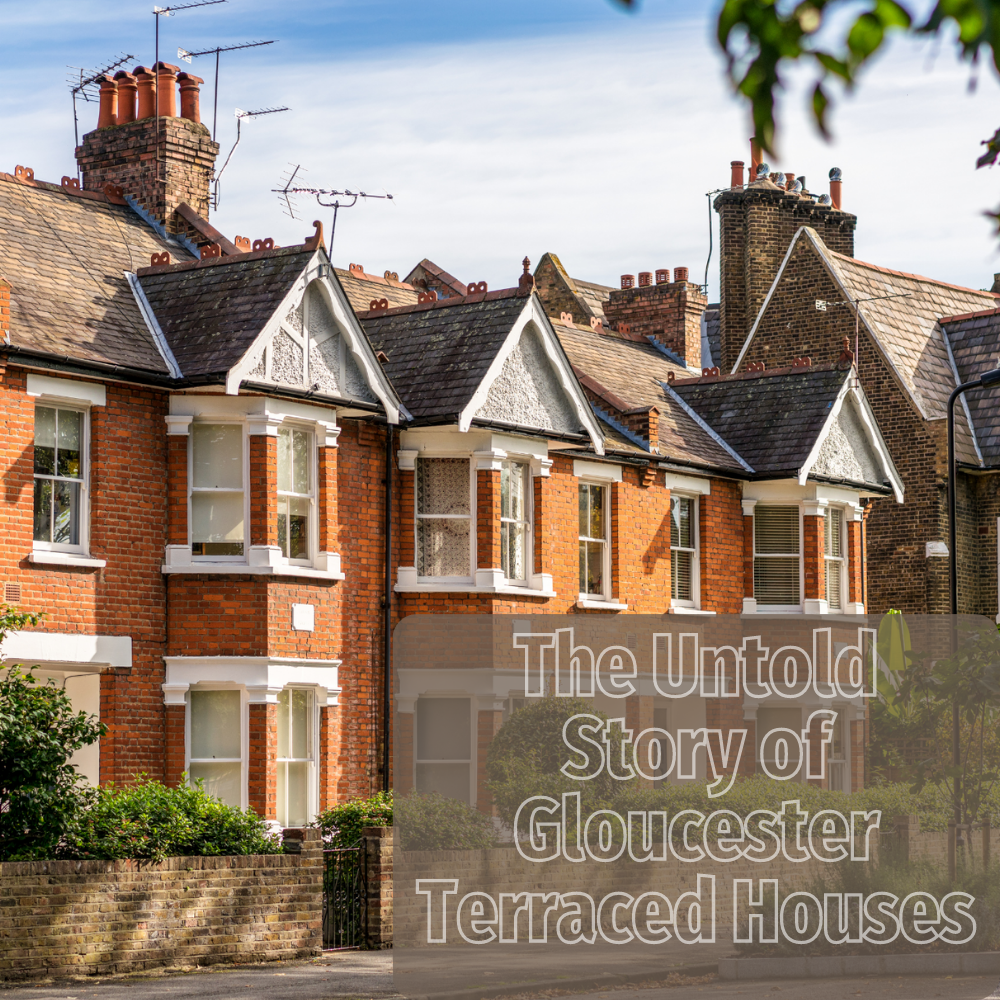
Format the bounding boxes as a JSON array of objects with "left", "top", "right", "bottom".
[
  {"left": 824, "top": 505, "right": 846, "bottom": 612},
  {"left": 578, "top": 480, "right": 611, "bottom": 602},
  {"left": 753, "top": 505, "right": 804, "bottom": 612},
  {"left": 185, "top": 685, "right": 248, "bottom": 811},
  {"left": 414, "top": 455, "right": 476, "bottom": 584},
  {"left": 276, "top": 423, "right": 318, "bottom": 568},
  {"left": 670, "top": 493, "right": 700, "bottom": 609},
  {"left": 276, "top": 685, "right": 320, "bottom": 828},
  {"left": 500, "top": 458, "right": 532, "bottom": 586},
  {"left": 826, "top": 705, "right": 850, "bottom": 793},
  {"left": 31, "top": 402, "right": 91, "bottom": 556},
  {"left": 188, "top": 420, "right": 250, "bottom": 564},
  {"left": 413, "top": 695, "right": 475, "bottom": 805}
]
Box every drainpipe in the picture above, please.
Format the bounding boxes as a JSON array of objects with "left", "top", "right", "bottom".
[{"left": 383, "top": 424, "right": 393, "bottom": 792}]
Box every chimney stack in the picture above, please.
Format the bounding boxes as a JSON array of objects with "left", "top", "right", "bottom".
[
  {"left": 604, "top": 267, "right": 706, "bottom": 369},
  {"left": 96, "top": 75, "right": 118, "bottom": 129},
  {"left": 114, "top": 71, "right": 137, "bottom": 124}
]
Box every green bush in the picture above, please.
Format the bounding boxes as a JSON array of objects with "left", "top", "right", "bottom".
[
  {"left": 317, "top": 790, "right": 393, "bottom": 847},
  {"left": 59, "top": 777, "right": 282, "bottom": 864},
  {"left": 395, "top": 790, "right": 496, "bottom": 851}
]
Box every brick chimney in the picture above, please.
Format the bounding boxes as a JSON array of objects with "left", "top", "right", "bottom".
[
  {"left": 603, "top": 267, "right": 707, "bottom": 369},
  {"left": 75, "top": 64, "right": 219, "bottom": 233},
  {"left": 713, "top": 139, "right": 857, "bottom": 373}
]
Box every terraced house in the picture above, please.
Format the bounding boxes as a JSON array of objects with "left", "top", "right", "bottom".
[{"left": 1, "top": 68, "right": 902, "bottom": 822}]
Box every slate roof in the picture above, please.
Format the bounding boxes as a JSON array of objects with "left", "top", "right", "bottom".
[
  {"left": 0, "top": 173, "right": 190, "bottom": 374},
  {"left": 335, "top": 267, "right": 420, "bottom": 314},
  {"left": 573, "top": 277, "right": 614, "bottom": 321},
  {"left": 941, "top": 308, "right": 1000, "bottom": 466},
  {"left": 403, "top": 259, "right": 467, "bottom": 298},
  {"left": 138, "top": 248, "right": 313, "bottom": 377},
  {"left": 360, "top": 291, "right": 535, "bottom": 424},
  {"left": 554, "top": 320, "right": 747, "bottom": 473},
  {"left": 671, "top": 365, "right": 851, "bottom": 477}
]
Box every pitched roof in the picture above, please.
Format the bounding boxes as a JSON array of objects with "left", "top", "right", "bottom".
[
  {"left": 533, "top": 252, "right": 613, "bottom": 324},
  {"left": 335, "top": 265, "right": 420, "bottom": 314},
  {"left": 941, "top": 308, "right": 1000, "bottom": 466},
  {"left": 572, "top": 277, "right": 614, "bottom": 321},
  {"left": 138, "top": 247, "right": 313, "bottom": 377},
  {"left": 403, "top": 259, "right": 467, "bottom": 299},
  {"left": 671, "top": 364, "right": 852, "bottom": 477},
  {"left": 553, "top": 320, "right": 747, "bottom": 473},
  {"left": 0, "top": 172, "right": 190, "bottom": 374},
  {"left": 360, "top": 291, "right": 534, "bottom": 423}
]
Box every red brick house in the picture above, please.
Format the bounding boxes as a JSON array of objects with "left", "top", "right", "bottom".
[{"left": 0, "top": 74, "right": 900, "bottom": 820}]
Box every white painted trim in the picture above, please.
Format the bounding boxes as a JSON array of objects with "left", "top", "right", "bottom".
[
  {"left": 27, "top": 374, "right": 106, "bottom": 407},
  {"left": 127, "top": 271, "right": 182, "bottom": 379},
  {"left": 573, "top": 459, "right": 622, "bottom": 482},
  {"left": 576, "top": 597, "right": 628, "bottom": 611},
  {"left": 662, "top": 384, "right": 754, "bottom": 472},
  {"left": 397, "top": 449, "right": 418, "bottom": 470},
  {"left": 1, "top": 631, "right": 132, "bottom": 668},
  {"left": 169, "top": 394, "right": 340, "bottom": 426},
  {"left": 28, "top": 551, "right": 106, "bottom": 568},
  {"left": 395, "top": 572, "right": 556, "bottom": 598},
  {"left": 662, "top": 472, "right": 711, "bottom": 495},
  {"left": 669, "top": 607, "right": 717, "bottom": 615},
  {"left": 165, "top": 414, "right": 193, "bottom": 435},
  {"left": 457, "top": 296, "right": 605, "bottom": 454},
  {"left": 742, "top": 499, "right": 758, "bottom": 516},
  {"left": 161, "top": 561, "right": 345, "bottom": 580}
]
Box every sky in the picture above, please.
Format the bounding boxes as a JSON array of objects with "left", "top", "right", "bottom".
[{"left": 2, "top": 0, "right": 1000, "bottom": 300}]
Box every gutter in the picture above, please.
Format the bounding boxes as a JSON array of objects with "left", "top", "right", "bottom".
[{"left": 2, "top": 346, "right": 175, "bottom": 388}]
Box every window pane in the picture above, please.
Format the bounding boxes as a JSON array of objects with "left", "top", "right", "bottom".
[
  {"left": 754, "top": 556, "right": 800, "bottom": 605},
  {"left": 277, "top": 689, "right": 290, "bottom": 758},
  {"left": 190, "top": 690, "right": 241, "bottom": 759},
  {"left": 503, "top": 462, "right": 526, "bottom": 520},
  {"left": 34, "top": 406, "right": 56, "bottom": 475},
  {"left": 192, "top": 424, "right": 243, "bottom": 489},
  {"left": 292, "top": 429, "right": 310, "bottom": 495},
  {"left": 278, "top": 496, "right": 309, "bottom": 559},
  {"left": 189, "top": 762, "right": 242, "bottom": 808},
  {"left": 416, "top": 698, "right": 470, "bottom": 761},
  {"left": 33, "top": 479, "right": 52, "bottom": 542},
  {"left": 192, "top": 492, "right": 244, "bottom": 545},
  {"left": 579, "top": 485, "right": 588, "bottom": 536},
  {"left": 826, "top": 558, "right": 842, "bottom": 609},
  {"left": 579, "top": 540, "right": 587, "bottom": 592},
  {"left": 417, "top": 518, "right": 470, "bottom": 577},
  {"left": 825, "top": 507, "right": 843, "bottom": 557},
  {"left": 501, "top": 463, "right": 511, "bottom": 518},
  {"left": 589, "top": 485, "right": 605, "bottom": 538},
  {"left": 56, "top": 409, "right": 82, "bottom": 478},
  {"left": 671, "top": 497, "right": 692, "bottom": 548},
  {"left": 584, "top": 540, "right": 604, "bottom": 595},
  {"left": 417, "top": 458, "right": 469, "bottom": 515},
  {"left": 277, "top": 427, "right": 292, "bottom": 493},
  {"left": 672, "top": 549, "right": 692, "bottom": 601},
  {"left": 502, "top": 521, "right": 526, "bottom": 581},
  {"left": 53, "top": 480, "right": 80, "bottom": 545},
  {"left": 755, "top": 506, "right": 799, "bottom": 554},
  {"left": 281, "top": 761, "right": 311, "bottom": 826},
  {"left": 416, "top": 763, "right": 471, "bottom": 803},
  {"left": 291, "top": 689, "right": 312, "bottom": 759}
]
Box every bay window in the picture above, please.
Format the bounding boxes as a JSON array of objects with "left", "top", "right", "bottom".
[
  {"left": 500, "top": 460, "right": 530, "bottom": 583},
  {"left": 579, "top": 482, "right": 608, "bottom": 598},
  {"left": 277, "top": 688, "right": 315, "bottom": 827},
  {"left": 670, "top": 495, "right": 698, "bottom": 606},
  {"left": 188, "top": 689, "right": 243, "bottom": 807},
  {"left": 33, "top": 405, "right": 86, "bottom": 550},
  {"left": 416, "top": 457, "right": 472, "bottom": 579},
  {"left": 753, "top": 505, "right": 801, "bottom": 608},
  {"left": 277, "top": 425, "right": 313, "bottom": 562},
  {"left": 824, "top": 506, "right": 844, "bottom": 611},
  {"left": 415, "top": 697, "right": 472, "bottom": 803},
  {"left": 191, "top": 423, "right": 245, "bottom": 557}
]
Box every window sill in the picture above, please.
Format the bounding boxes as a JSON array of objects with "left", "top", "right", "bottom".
[
  {"left": 161, "top": 563, "right": 345, "bottom": 580},
  {"left": 394, "top": 581, "right": 556, "bottom": 597},
  {"left": 668, "top": 606, "right": 716, "bottom": 615},
  {"left": 29, "top": 550, "right": 106, "bottom": 569},
  {"left": 576, "top": 597, "right": 628, "bottom": 611}
]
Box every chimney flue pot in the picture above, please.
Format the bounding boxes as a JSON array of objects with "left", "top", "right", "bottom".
[
  {"left": 114, "top": 71, "right": 137, "bottom": 124},
  {"left": 655, "top": 268, "right": 669, "bottom": 284},
  {"left": 96, "top": 75, "right": 118, "bottom": 129},
  {"left": 750, "top": 137, "right": 762, "bottom": 182},
  {"left": 154, "top": 62, "right": 180, "bottom": 118},
  {"left": 638, "top": 271, "right": 652, "bottom": 287},
  {"left": 730, "top": 160, "right": 744, "bottom": 188},
  {"left": 177, "top": 73, "right": 204, "bottom": 123},
  {"left": 829, "top": 167, "right": 843, "bottom": 210},
  {"left": 134, "top": 67, "right": 156, "bottom": 120},
  {"left": 674, "top": 267, "right": 689, "bottom": 283}
]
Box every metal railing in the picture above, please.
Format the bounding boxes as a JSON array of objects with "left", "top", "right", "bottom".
[{"left": 322, "top": 844, "right": 368, "bottom": 950}]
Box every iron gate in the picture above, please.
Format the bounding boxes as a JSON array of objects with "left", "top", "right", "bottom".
[{"left": 323, "top": 844, "right": 368, "bottom": 949}]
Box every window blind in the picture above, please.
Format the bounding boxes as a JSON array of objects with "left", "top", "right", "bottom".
[{"left": 754, "top": 505, "right": 800, "bottom": 606}]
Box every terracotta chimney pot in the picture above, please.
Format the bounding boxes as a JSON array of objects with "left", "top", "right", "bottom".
[
  {"left": 114, "top": 71, "right": 137, "bottom": 124},
  {"left": 96, "top": 75, "right": 118, "bottom": 129},
  {"left": 638, "top": 271, "right": 652, "bottom": 287},
  {"left": 154, "top": 62, "right": 180, "bottom": 118},
  {"left": 134, "top": 67, "right": 156, "bottom": 120},
  {"left": 830, "top": 175, "right": 842, "bottom": 211},
  {"left": 750, "top": 137, "right": 762, "bottom": 182},
  {"left": 655, "top": 268, "right": 669, "bottom": 285},
  {"left": 177, "top": 73, "right": 204, "bottom": 123},
  {"left": 674, "top": 267, "right": 689, "bottom": 283},
  {"left": 730, "top": 160, "right": 744, "bottom": 188}
]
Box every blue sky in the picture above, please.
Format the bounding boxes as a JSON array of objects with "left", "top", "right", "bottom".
[{"left": 3, "top": 0, "right": 1000, "bottom": 298}]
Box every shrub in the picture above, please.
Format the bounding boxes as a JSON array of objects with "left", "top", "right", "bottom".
[
  {"left": 317, "top": 790, "right": 393, "bottom": 847},
  {"left": 59, "top": 776, "right": 282, "bottom": 864},
  {"left": 395, "top": 791, "right": 496, "bottom": 850}
]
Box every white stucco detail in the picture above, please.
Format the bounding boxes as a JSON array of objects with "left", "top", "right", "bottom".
[
  {"left": 271, "top": 329, "right": 304, "bottom": 386},
  {"left": 811, "top": 397, "right": 884, "bottom": 486}
]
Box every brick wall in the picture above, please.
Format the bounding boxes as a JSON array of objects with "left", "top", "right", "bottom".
[{"left": 0, "top": 835, "right": 322, "bottom": 981}]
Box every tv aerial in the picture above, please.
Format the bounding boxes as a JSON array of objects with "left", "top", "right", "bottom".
[
  {"left": 67, "top": 53, "right": 136, "bottom": 176},
  {"left": 273, "top": 164, "right": 394, "bottom": 249},
  {"left": 213, "top": 106, "right": 290, "bottom": 210}
]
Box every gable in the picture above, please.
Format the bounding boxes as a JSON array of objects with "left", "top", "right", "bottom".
[
  {"left": 810, "top": 395, "right": 884, "bottom": 487},
  {"left": 473, "top": 323, "right": 580, "bottom": 434}
]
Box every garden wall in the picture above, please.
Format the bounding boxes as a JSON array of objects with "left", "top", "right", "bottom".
[{"left": 0, "top": 831, "right": 322, "bottom": 981}]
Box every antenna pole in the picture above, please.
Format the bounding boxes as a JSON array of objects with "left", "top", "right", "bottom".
[{"left": 213, "top": 48, "right": 220, "bottom": 140}]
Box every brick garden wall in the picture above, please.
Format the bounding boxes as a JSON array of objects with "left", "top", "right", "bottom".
[{"left": 0, "top": 835, "right": 322, "bottom": 982}]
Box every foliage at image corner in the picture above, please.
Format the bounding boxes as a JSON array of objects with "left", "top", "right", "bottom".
[{"left": 0, "top": 604, "right": 281, "bottom": 863}]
